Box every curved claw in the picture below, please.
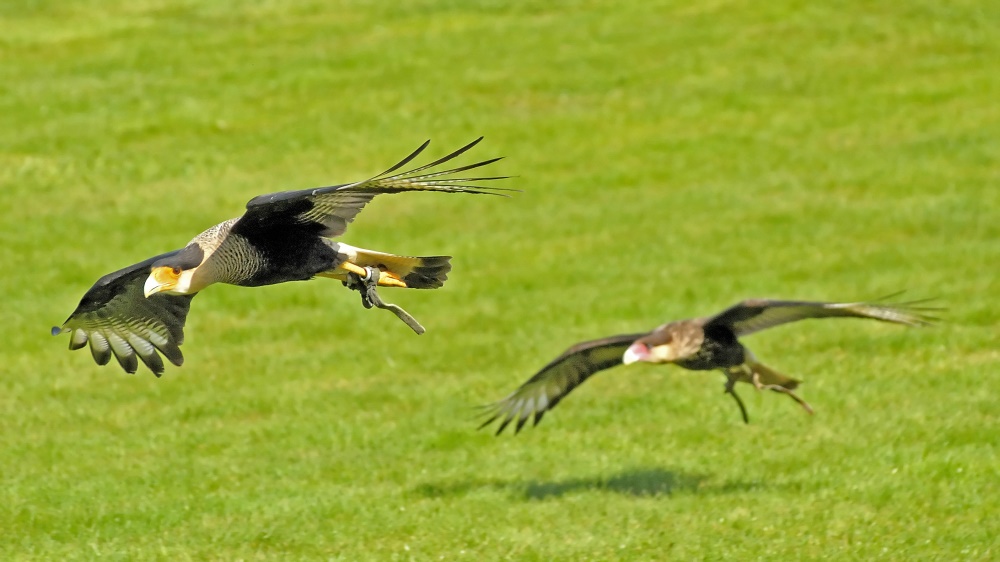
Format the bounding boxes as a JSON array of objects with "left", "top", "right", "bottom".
[
  {"left": 345, "top": 266, "right": 425, "bottom": 334},
  {"left": 724, "top": 372, "right": 751, "bottom": 424},
  {"left": 727, "top": 388, "right": 750, "bottom": 424},
  {"left": 750, "top": 372, "right": 815, "bottom": 416}
]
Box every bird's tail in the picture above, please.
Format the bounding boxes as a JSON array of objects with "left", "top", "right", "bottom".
[
  {"left": 746, "top": 358, "right": 800, "bottom": 390},
  {"left": 323, "top": 243, "right": 452, "bottom": 289}
]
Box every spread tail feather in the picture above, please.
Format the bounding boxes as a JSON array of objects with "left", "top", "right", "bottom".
[{"left": 327, "top": 243, "right": 452, "bottom": 289}]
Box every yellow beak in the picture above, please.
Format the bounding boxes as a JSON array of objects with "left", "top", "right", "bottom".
[
  {"left": 143, "top": 274, "right": 164, "bottom": 298},
  {"left": 622, "top": 343, "right": 650, "bottom": 365},
  {"left": 144, "top": 266, "right": 179, "bottom": 298}
]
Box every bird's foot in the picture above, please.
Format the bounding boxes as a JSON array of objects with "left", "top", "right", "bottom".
[
  {"left": 337, "top": 261, "right": 409, "bottom": 288},
  {"left": 761, "top": 383, "right": 815, "bottom": 415},
  {"left": 345, "top": 266, "right": 426, "bottom": 335},
  {"left": 723, "top": 374, "right": 750, "bottom": 424},
  {"left": 750, "top": 373, "right": 814, "bottom": 416}
]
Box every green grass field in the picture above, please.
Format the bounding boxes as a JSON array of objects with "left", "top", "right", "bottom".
[{"left": 2, "top": 0, "right": 998, "bottom": 559}]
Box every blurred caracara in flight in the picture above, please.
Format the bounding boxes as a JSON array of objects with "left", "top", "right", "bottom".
[
  {"left": 480, "top": 297, "right": 937, "bottom": 434},
  {"left": 53, "top": 138, "right": 509, "bottom": 376}
]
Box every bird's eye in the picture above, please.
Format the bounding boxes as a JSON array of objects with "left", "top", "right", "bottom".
[{"left": 171, "top": 267, "right": 181, "bottom": 276}]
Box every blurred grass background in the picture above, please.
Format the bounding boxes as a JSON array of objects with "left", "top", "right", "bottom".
[{"left": 1, "top": 0, "right": 998, "bottom": 559}]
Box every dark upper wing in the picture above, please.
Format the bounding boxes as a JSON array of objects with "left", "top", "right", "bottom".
[
  {"left": 479, "top": 333, "right": 648, "bottom": 435},
  {"left": 52, "top": 251, "right": 196, "bottom": 376},
  {"left": 232, "top": 137, "right": 511, "bottom": 238},
  {"left": 704, "top": 296, "right": 938, "bottom": 337}
]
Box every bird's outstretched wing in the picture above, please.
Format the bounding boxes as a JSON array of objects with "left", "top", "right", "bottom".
[
  {"left": 479, "top": 333, "right": 647, "bottom": 435},
  {"left": 52, "top": 251, "right": 195, "bottom": 376},
  {"left": 704, "top": 295, "right": 939, "bottom": 337},
  {"left": 235, "top": 137, "right": 512, "bottom": 238}
]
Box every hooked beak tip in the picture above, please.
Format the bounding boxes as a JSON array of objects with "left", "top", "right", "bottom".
[
  {"left": 143, "top": 276, "right": 162, "bottom": 298},
  {"left": 622, "top": 343, "right": 649, "bottom": 365}
]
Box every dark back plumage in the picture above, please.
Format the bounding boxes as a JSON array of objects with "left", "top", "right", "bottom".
[
  {"left": 151, "top": 245, "right": 204, "bottom": 271},
  {"left": 675, "top": 323, "right": 745, "bottom": 371}
]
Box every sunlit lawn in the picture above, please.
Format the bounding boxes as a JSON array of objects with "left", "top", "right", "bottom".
[{"left": 2, "top": 0, "right": 998, "bottom": 559}]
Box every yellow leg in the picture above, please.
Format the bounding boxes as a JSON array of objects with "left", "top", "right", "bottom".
[
  {"left": 376, "top": 273, "right": 408, "bottom": 288},
  {"left": 324, "top": 262, "right": 409, "bottom": 288},
  {"left": 337, "top": 261, "right": 368, "bottom": 277}
]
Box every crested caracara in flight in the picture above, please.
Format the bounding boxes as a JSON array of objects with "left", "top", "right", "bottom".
[
  {"left": 53, "top": 138, "right": 509, "bottom": 376},
  {"left": 480, "top": 297, "right": 937, "bottom": 434}
]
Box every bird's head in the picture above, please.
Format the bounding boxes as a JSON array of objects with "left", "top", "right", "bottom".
[
  {"left": 622, "top": 330, "right": 681, "bottom": 365},
  {"left": 144, "top": 245, "right": 205, "bottom": 297}
]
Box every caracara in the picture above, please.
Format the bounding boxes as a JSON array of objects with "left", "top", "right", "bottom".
[
  {"left": 53, "top": 138, "right": 508, "bottom": 376},
  {"left": 480, "top": 297, "right": 937, "bottom": 434}
]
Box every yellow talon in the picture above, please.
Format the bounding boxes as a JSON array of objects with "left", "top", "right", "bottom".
[
  {"left": 337, "top": 262, "right": 369, "bottom": 277},
  {"left": 332, "top": 262, "right": 408, "bottom": 288},
  {"left": 377, "top": 272, "right": 408, "bottom": 288}
]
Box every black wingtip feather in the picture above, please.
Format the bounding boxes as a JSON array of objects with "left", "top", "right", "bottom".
[
  {"left": 114, "top": 351, "right": 139, "bottom": 375},
  {"left": 137, "top": 351, "right": 165, "bottom": 377},
  {"left": 91, "top": 345, "right": 112, "bottom": 366},
  {"left": 515, "top": 415, "right": 529, "bottom": 434},
  {"left": 478, "top": 406, "right": 547, "bottom": 436},
  {"left": 871, "top": 292, "right": 946, "bottom": 316},
  {"left": 386, "top": 138, "right": 491, "bottom": 179},
  {"left": 872, "top": 290, "right": 907, "bottom": 302},
  {"left": 376, "top": 140, "right": 432, "bottom": 178},
  {"left": 477, "top": 415, "right": 499, "bottom": 432},
  {"left": 428, "top": 137, "right": 484, "bottom": 169},
  {"left": 434, "top": 157, "right": 505, "bottom": 176},
  {"left": 495, "top": 416, "right": 514, "bottom": 436}
]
